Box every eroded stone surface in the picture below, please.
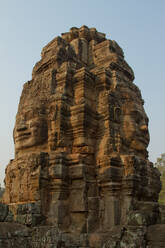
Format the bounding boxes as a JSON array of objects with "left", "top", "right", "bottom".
[{"left": 1, "top": 26, "right": 162, "bottom": 247}]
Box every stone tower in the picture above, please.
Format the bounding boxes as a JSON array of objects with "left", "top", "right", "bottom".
[{"left": 1, "top": 26, "right": 161, "bottom": 247}]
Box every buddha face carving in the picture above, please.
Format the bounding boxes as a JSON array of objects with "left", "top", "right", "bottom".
[
  {"left": 122, "top": 101, "right": 149, "bottom": 151},
  {"left": 14, "top": 108, "right": 48, "bottom": 151}
]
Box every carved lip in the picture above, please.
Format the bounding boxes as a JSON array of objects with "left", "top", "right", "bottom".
[
  {"left": 136, "top": 135, "right": 149, "bottom": 145},
  {"left": 15, "top": 132, "right": 31, "bottom": 141}
]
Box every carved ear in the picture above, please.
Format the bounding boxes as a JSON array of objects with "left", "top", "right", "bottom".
[
  {"left": 114, "top": 107, "right": 121, "bottom": 123},
  {"left": 54, "top": 105, "right": 58, "bottom": 120},
  {"left": 13, "top": 127, "right": 16, "bottom": 144},
  {"left": 109, "top": 106, "right": 121, "bottom": 123}
]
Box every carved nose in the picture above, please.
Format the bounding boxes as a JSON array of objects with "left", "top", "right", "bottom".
[{"left": 140, "top": 124, "right": 148, "bottom": 131}]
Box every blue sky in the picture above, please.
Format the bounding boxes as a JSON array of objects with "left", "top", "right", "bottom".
[{"left": 0, "top": 0, "right": 165, "bottom": 186}]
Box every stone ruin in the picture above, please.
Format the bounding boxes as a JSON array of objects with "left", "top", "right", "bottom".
[{"left": 0, "top": 26, "right": 164, "bottom": 247}]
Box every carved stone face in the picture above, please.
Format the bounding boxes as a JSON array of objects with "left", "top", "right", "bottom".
[
  {"left": 14, "top": 109, "right": 48, "bottom": 152},
  {"left": 122, "top": 102, "right": 149, "bottom": 151}
]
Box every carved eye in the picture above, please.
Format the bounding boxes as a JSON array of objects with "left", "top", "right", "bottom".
[
  {"left": 145, "top": 117, "right": 149, "bottom": 126},
  {"left": 25, "top": 111, "right": 33, "bottom": 121},
  {"left": 30, "top": 121, "right": 40, "bottom": 128},
  {"left": 110, "top": 46, "right": 116, "bottom": 53},
  {"left": 114, "top": 107, "right": 121, "bottom": 123},
  {"left": 131, "top": 111, "right": 142, "bottom": 124}
]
